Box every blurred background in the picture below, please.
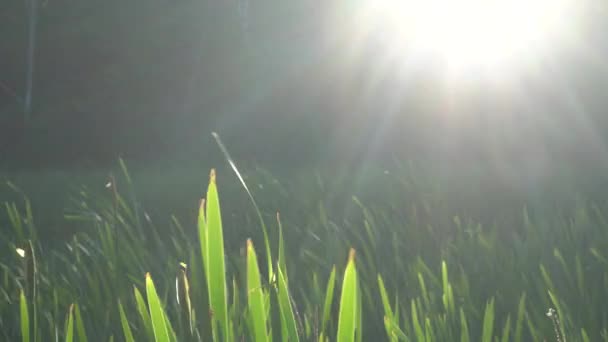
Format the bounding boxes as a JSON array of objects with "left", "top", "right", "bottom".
[{"left": 1, "top": 0, "right": 608, "bottom": 178}]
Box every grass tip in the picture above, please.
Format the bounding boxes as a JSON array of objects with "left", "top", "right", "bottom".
[
  {"left": 210, "top": 169, "right": 216, "bottom": 184},
  {"left": 348, "top": 248, "right": 356, "bottom": 263},
  {"left": 247, "top": 238, "right": 253, "bottom": 249},
  {"left": 199, "top": 198, "right": 206, "bottom": 220}
]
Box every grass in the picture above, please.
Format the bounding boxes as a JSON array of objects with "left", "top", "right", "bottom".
[
  {"left": 1, "top": 158, "right": 608, "bottom": 341},
  {"left": 337, "top": 248, "right": 358, "bottom": 342}
]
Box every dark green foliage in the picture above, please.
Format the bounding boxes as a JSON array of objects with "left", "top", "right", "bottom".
[{"left": 2, "top": 162, "right": 608, "bottom": 341}]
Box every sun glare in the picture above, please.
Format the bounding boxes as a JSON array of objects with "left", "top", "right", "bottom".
[{"left": 358, "top": 0, "right": 577, "bottom": 73}]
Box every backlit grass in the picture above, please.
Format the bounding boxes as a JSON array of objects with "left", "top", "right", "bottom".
[{"left": 2, "top": 161, "right": 608, "bottom": 341}]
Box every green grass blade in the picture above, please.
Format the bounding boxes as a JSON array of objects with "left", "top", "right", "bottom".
[
  {"left": 246, "top": 239, "right": 269, "bottom": 342},
  {"left": 383, "top": 316, "right": 409, "bottom": 342},
  {"left": 65, "top": 304, "right": 74, "bottom": 342},
  {"left": 230, "top": 277, "right": 240, "bottom": 334},
  {"left": 356, "top": 278, "right": 362, "bottom": 342},
  {"left": 514, "top": 293, "right": 526, "bottom": 342},
  {"left": 459, "top": 307, "right": 470, "bottom": 342},
  {"left": 25, "top": 241, "right": 37, "bottom": 342},
  {"left": 378, "top": 275, "right": 394, "bottom": 322},
  {"left": 198, "top": 198, "right": 209, "bottom": 284},
  {"left": 204, "top": 169, "right": 230, "bottom": 341},
  {"left": 424, "top": 318, "right": 435, "bottom": 341},
  {"left": 525, "top": 311, "right": 541, "bottom": 341},
  {"left": 417, "top": 273, "right": 430, "bottom": 312},
  {"left": 411, "top": 300, "right": 425, "bottom": 342},
  {"left": 165, "top": 314, "right": 178, "bottom": 342},
  {"left": 321, "top": 265, "right": 336, "bottom": 335},
  {"left": 134, "top": 286, "right": 155, "bottom": 340},
  {"left": 575, "top": 254, "right": 584, "bottom": 297},
  {"left": 145, "top": 273, "right": 170, "bottom": 342},
  {"left": 277, "top": 266, "right": 300, "bottom": 342},
  {"left": 581, "top": 328, "right": 590, "bottom": 342},
  {"left": 73, "top": 303, "right": 87, "bottom": 342},
  {"left": 117, "top": 157, "right": 133, "bottom": 184},
  {"left": 118, "top": 300, "right": 135, "bottom": 342},
  {"left": 547, "top": 291, "right": 567, "bottom": 341},
  {"left": 500, "top": 315, "right": 511, "bottom": 342},
  {"left": 277, "top": 212, "right": 287, "bottom": 280},
  {"left": 481, "top": 298, "right": 495, "bottom": 342},
  {"left": 539, "top": 264, "right": 555, "bottom": 292},
  {"left": 176, "top": 262, "right": 193, "bottom": 336},
  {"left": 337, "top": 249, "right": 358, "bottom": 342},
  {"left": 20, "top": 289, "right": 29, "bottom": 342},
  {"left": 212, "top": 132, "right": 274, "bottom": 284},
  {"left": 261, "top": 228, "right": 274, "bottom": 290},
  {"left": 441, "top": 261, "right": 455, "bottom": 316},
  {"left": 197, "top": 198, "right": 217, "bottom": 340}
]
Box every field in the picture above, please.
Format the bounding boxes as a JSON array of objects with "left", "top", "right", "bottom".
[{"left": 1, "top": 158, "right": 608, "bottom": 341}]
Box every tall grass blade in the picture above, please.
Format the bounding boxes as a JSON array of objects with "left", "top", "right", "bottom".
[
  {"left": 383, "top": 316, "right": 409, "bottom": 342},
  {"left": 65, "top": 304, "right": 74, "bottom": 342},
  {"left": 277, "top": 266, "right": 300, "bottom": 342},
  {"left": 547, "top": 292, "right": 567, "bottom": 342},
  {"left": 176, "top": 262, "right": 193, "bottom": 336},
  {"left": 164, "top": 313, "right": 178, "bottom": 342},
  {"left": 500, "top": 315, "right": 511, "bottom": 342},
  {"left": 24, "top": 241, "right": 37, "bottom": 342},
  {"left": 277, "top": 212, "right": 287, "bottom": 280},
  {"left": 337, "top": 249, "right": 358, "bottom": 342},
  {"left": 417, "top": 273, "right": 430, "bottom": 312},
  {"left": 514, "top": 293, "right": 526, "bottom": 342},
  {"left": 134, "top": 286, "right": 155, "bottom": 341},
  {"left": 378, "top": 275, "right": 394, "bottom": 322},
  {"left": 198, "top": 198, "right": 209, "bottom": 283},
  {"left": 441, "top": 261, "right": 455, "bottom": 316},
  {"left": 581, "top": 328, "right": 590, "bottom": 342},
  {"left": 145, "top": 273, "right": 170, "bottom": 342},
  {"left": 575, "top": 255, "right": 584, "bottom": 298},
  {"left": 20, "top": 289, "right": 29, "bottom": 342},
  {"left": 118, "top": 300, "right": 135, "bottom": 342},
  {"left": 481, "top": 298, "right": 495, "bottom": 342},
  {"left": 321, "top": 265, "right": 336, "bottom": 335},
  {"left": 356, "top": 279, "right": 362, "bottom": 342},
  {"left": 73, "top": 303, "right": 87, "bottom": 342},
  {"left": 203, "top": 169, "right": 230, "bottom": 341},
  {"left": 459, "top": 307, "right": 470, "bottom": 342},
  {"left": 212, "top": 132, "right": 274, "bottom": 284},
  {"left": 411, "top": 300, "right": 425, "bottom": 342},
  {"left": 424, "top": 317, "right": 435, "bottom": 341},
  {"left": 246, "top": 239, "right": 269, "bottom": 342}
]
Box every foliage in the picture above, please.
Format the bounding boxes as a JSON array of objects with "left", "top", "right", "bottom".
[{"left": 1, "top": 162, "right": 608, "bottom": 341}]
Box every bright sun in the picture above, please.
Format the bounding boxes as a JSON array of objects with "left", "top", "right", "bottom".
[{"left": 357, "top": 0, "right": 578, "bottom": 74}]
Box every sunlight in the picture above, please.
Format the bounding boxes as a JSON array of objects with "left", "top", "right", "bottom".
[{"left": 357, "top": 0, "right": 578, "bottom": 73}]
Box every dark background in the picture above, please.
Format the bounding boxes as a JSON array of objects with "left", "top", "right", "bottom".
[{"left": 2, "top": 0, "right": 608, "bottom": 172}]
